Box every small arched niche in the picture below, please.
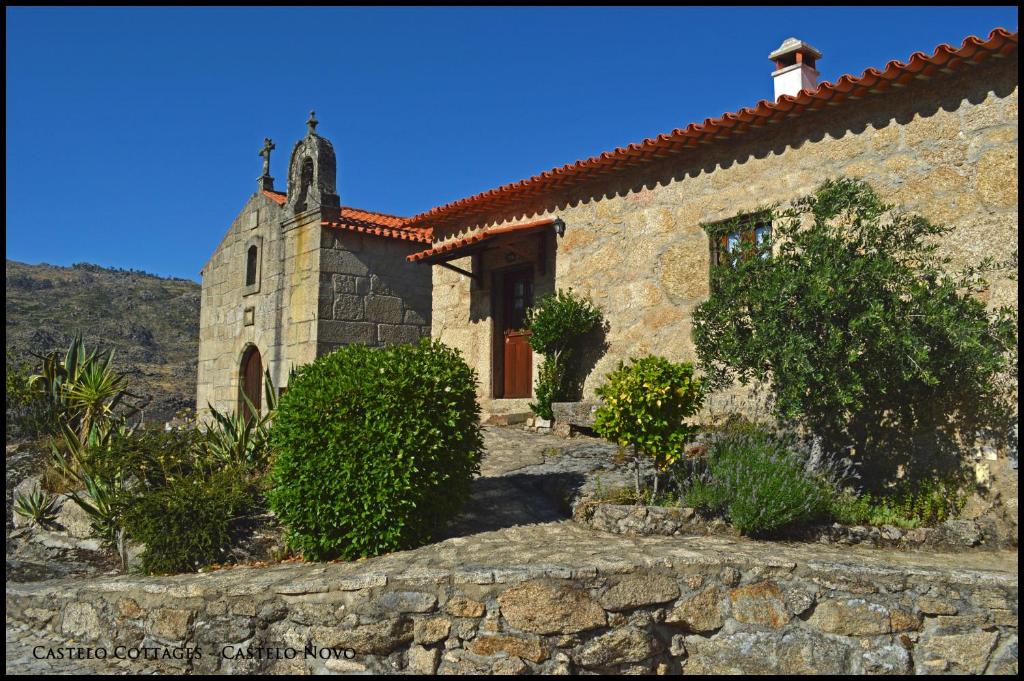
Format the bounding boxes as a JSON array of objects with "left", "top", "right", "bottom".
[{"left": 243, "top": 235, "right": 263, "bottom": 295}]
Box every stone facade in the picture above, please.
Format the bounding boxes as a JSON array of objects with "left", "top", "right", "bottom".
[
  {"left": 197, "top": 120, "right": 431, "bottom": 419},
  {"left": 427, "top": 56, "right": 1018, "bottom": 415},
  {"left": 315, "top": 230, "right": 432, "bottom": 358}
]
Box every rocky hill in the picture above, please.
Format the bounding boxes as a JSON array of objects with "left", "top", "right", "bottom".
[{"left": 5, "top": 260, "right": 200, "bottom": 424}]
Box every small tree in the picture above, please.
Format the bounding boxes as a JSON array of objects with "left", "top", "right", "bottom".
[
  {"left": 593, "top": 356, "right": 704, "bottom": 503},
  {"left": 525, "top": 288, "right": 604, "bottom": 420},
  {"left": 693, "top": 178, "right": 1017, "bottom": 489}
]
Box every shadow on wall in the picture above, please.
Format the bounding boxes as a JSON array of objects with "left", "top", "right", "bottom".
[
  {"left": 566, "top": 320, "right": 610, "bottom": 402},
  {"left": 848, "top": 386, "right": 1019, "bottom": 495}
]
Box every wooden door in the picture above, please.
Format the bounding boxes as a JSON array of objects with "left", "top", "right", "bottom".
[
  {"left": 500, "top": 270, "right": 533, "bottom": 398},
  {"left": 240, "top": 346, "right": 262, "bottom": 422}
]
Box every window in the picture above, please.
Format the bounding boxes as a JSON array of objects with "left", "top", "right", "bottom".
[
  {"left": 710, "top": 214, "right": 772, "bottom": 267},
  {"left": 245, "top": 245, "right": 258, "bottom": 286}
]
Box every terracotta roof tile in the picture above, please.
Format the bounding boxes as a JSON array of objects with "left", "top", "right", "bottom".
[
  {"left": 405, "top": 28, "right": 1018, "bottom": 233},
  {"left": 262, "top": 189, "right": 287, "bottom": 205},
  {"left": 323, "top": 208, "right": 432, "bottom": 244},
  {"left": 260, "top": 190, "right": 430, "bottom": 243},
  {"left": 407, "top": 218, "right": 557, "bottom": 263}
]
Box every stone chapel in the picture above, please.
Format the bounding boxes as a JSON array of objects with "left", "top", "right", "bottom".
[{"left": 196, "top": 113, "right": 432, "bottom": 419}]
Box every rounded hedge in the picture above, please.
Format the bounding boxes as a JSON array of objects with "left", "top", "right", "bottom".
[{"left": 267, "top": 338, "right": 483, "bottom": 561}]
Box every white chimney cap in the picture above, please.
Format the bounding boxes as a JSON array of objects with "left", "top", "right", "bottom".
[{"left": 769, "top": 37, "right": 822, "bottom": 62}]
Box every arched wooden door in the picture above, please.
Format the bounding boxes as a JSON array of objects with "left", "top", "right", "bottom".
[{"left": 239, "top": 346, "right": 262, "bottom": 422}]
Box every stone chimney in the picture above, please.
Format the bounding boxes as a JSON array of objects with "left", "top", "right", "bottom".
[{"left": 769, "top": 37, "right": 822, "bottom": 100}]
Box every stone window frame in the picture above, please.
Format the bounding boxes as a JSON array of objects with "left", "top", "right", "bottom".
[
  {"left": 243, "top": 235, "right": 263, "bottom": 296},
  {"left": 706, "top": 210, "right": 773, "bottom": 269}
]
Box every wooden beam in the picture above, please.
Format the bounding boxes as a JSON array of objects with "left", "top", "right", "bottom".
[{"left": 438, "top": 261, "right": 479, "bottom": 282}]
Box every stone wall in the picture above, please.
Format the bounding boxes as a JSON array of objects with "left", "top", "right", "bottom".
[
  {"left": 197, "top": 194, "right": 321, "bottom": 419},
  {"left": 198, "top": 203, "right": 432, "bottom": 420},
  {"left": 6, "top": 537, "right": 1017, "bottom": 675},
  {"left": 316, "top": 229, "right": 432, "bottom": 357},
  {"left": 430, "top": 58, "right": 1017, "bottom": 413}
]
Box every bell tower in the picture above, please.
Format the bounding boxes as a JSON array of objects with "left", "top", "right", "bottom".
[{"left": 286, "top": 111, "right": 341, "bottom": 219}]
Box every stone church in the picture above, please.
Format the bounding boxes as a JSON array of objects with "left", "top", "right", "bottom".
[
  {"left": 196, "top": 113, "right": 432, "bottom": 418},
  {"left": 199, "top": 28, "right": 1017, "bottom": 423}
]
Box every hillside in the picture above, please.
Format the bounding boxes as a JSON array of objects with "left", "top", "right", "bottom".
[{"left": 5, "top": 260, "right": 200, "bottom": 424}]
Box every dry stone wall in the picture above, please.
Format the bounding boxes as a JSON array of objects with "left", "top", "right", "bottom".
[{"left": 6, "top": 539, "right": 1016, "bottom": 675}]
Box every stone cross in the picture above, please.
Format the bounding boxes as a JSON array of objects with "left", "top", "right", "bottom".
[
  {"left": 258, "top": 138, "right": 275, "bottom": 177},
  {"left": 307, "top": 110, "right": 318, "bottom": 134}
]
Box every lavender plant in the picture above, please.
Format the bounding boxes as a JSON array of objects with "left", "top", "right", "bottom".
[{"left": 679, "top": 421, "right": 855, "bottom": 536}]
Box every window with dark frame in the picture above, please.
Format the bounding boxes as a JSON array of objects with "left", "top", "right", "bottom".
[
  {"left": 245, "top": 245, "right": 258, "bottom": 286},
  {"left": 709, "top": 214, "right": 772, "bottom": 268}
]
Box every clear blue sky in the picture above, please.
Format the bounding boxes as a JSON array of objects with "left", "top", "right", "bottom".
[{"left": 6, "top": 6, "right": 1018, "bottom": 280}]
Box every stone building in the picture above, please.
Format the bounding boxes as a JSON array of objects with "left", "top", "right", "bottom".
[
  {"left": 199, "top": 29, "right": 1017, "bottom": 425},
  {"left": 403, "top": 28, "right": 1018, "bottom": 421},
  {"left": 196, "top": 114, "right": 432, "bottom": 418}
]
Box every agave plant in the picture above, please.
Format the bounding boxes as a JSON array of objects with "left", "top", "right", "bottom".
[
  {"left": 13, "top": 489, "right": 60, "bottom": 528},
  {"left": 48, "top": 420, "right": 133, "bottom": 569},
  {"left": 65, "top": 351, "right": 130, "bottom": 442},
  {"left": 203, "top": 370, "right": 278, "bottom": 471},
  {"left": 29, "top": 334, "right": 142, "bottom": 443}
]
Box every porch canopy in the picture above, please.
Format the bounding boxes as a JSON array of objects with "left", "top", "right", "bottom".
[{"left": 406, "top": 217, "right": 563, "bottom": 281}]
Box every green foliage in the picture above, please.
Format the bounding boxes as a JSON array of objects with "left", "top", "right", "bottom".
[
  {"left": 202, "top": 370, "right": 278, "bottom": 471},
  {"left": 5, "top": 351, "right": 50, "bottom": 438},
  {"left": 531, "top": 354, "right": 566, "bottom": 422},
  {"left": 692, "top": 178, "right": 1018, "bottom": 487},
  {"left": 594, "top": 356, "right": 703, "bottom": 502},
  {"left": 120, "top": 467, "right": 251, "bottom": 574},
  {"left": 830, "top": 478, "right": 969, "bottom": 529},
  {"left": 268, "top": 338, "right": 484, "bottom": 561},
  {"left": 26, "top": 334, "right": 142, "bottom": 445},
  {"left": 525, "top": 288, "right": 604, "bottom": 420},
  {"left": 594, "top": 356, "right": 703, "bottom": 469},
  {"left": 12, "top": 330, "right": 269, "bottom": 575},
  {"left": 13, "top": 489, "right": 60, "bottom": 528},
  {"left": 681, "top": 425, "right": 837, "bottom": 536},
  {"left": 51, "top": 419, "right": 262, "bottom": 574}
]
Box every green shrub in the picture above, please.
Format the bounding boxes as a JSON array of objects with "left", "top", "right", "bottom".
[
  {"left": 693, "top": 178, "right": 1018, "bottom": 487},
  {"left": 829, "top": 478, "right": 968, "bottom": 529},
  {"left": 268, "top": 338, "right": 484, "bottom": 561},
  {"left": 594, "top": 356, "right": 703, "bottom": 502},
  {"left": 526, "top": 288, "right": 604, "bottom": 420},
  {"left": 5, "top": 351, "right": 50, "bottom": 438},
  {"left": 120, "top": 467, "right": 251, "bottom": 574},
  {"left": 682, "top": 426, "right": 839, "bottom": 536}
]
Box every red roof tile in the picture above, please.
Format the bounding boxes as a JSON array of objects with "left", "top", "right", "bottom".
[
  {"left": 260, "top": 190, "right": 430, "bottom": 243},
  {"left": 262, "top": 189, "right": 288, "bottom": 205},
  {"left": 323, "top": 208, "right": 431, "bottom": 244},
  {"left": 407, "top": 218, "right": 557, "bottom": 263},
  {"left": 405, "top": 28, "right": 1018, "bottom": 233}
]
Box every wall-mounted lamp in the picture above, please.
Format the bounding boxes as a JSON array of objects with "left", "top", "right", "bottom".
[{"left": 552, "top": 217, "right": 566, "bottom": 237}]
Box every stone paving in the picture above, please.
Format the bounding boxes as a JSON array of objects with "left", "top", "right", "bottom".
[{"left": 5, "top": 426, "right": 1019, "bottom": 674}]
